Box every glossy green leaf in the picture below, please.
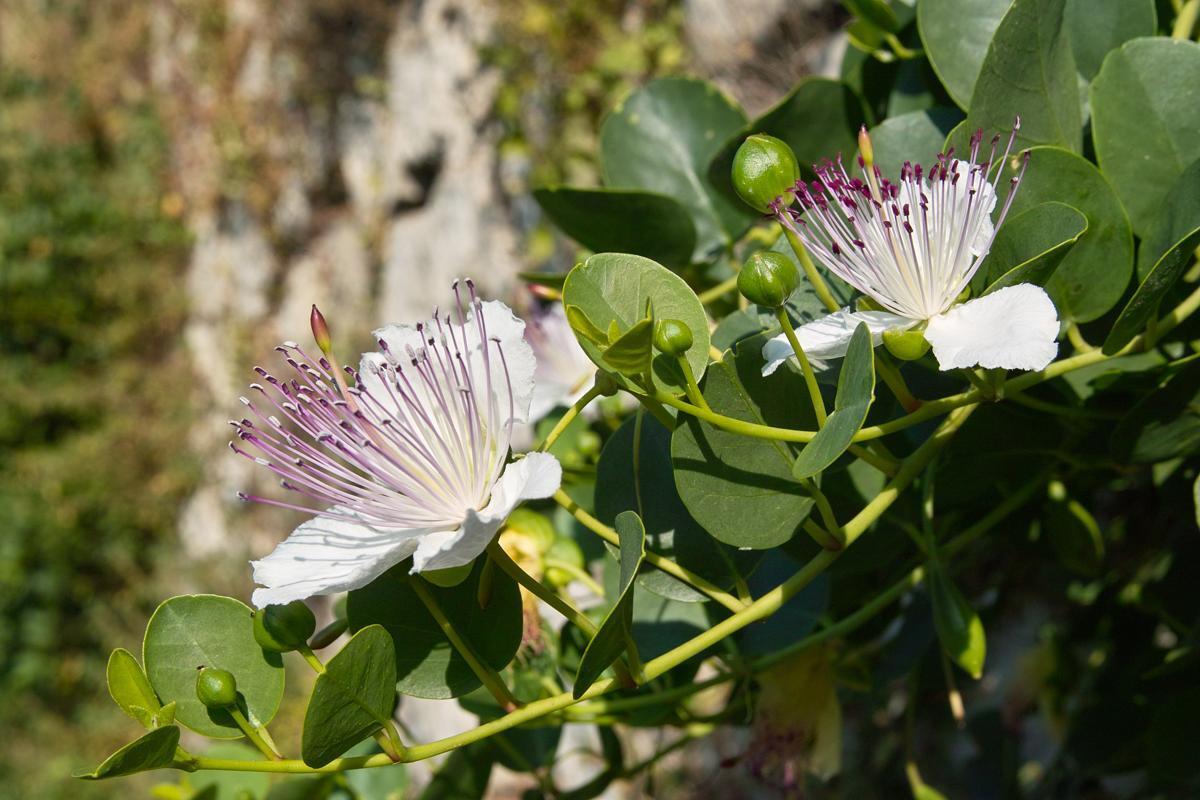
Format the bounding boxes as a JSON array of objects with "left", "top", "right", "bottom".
[
  {"left": 995, "top": 147, "right": 1133, "bottom": 322},
  {"left": 844, "top": 0, "right": 899, "bottom": 31},
  {"left": 600, "top": 77, "right": 752, "bottom": 259},
  {"left": 596, "top": 415, "right": 761, "bottom": 602},
  {"left": 1103, "top": 158, "right": 1200, "bottom": 353},
  {"left": 709, "top": 79, "right": 866, "bottom": 202},
  {"left": 76, "top": 726, "right": 180, "bottom": 780},
  {"left": 672, "top": 337, "right": 818, "bottom": 549},
  {"left": 346, "top": 560, "right": 522, "bottom": 699},
  {"left": 1091, "top": 37, "right": 1200, "bottom": 237},
  {"left": 792, "top": 324, "right": 875, "bottom": 480},
  {"left": 1111, "top": 359, "right": 1200, "bottom": 463},
  {"left": 563, "top": 253, "right": 709, "bottom": 393},
  {"left": 865, "top": 108, "right": 963, "bottom": 178},
  {"left": 1065, "top": 0, "right": 1156, "bottom": 80},
  {"left": 929, "top": 563, "right": 986, "bottom": 679},
  {"left": 968, "top": 0, "right": 1081, "bottom": 153},
  {"left": 533, "top": 186, "right": 696, "bottom": 269},
  {"left": 601, "top": 316, "right": 654, "bottom": 376},
  {"left": 918, "top": 0, "right": 1012, "bottom": 109},
  {"left": 977, "top": 202, "right": 1087, "bottom": 295},
  {"left": 143, "top": 595, "right": 285, "bottom": 739},
  {"left": 107, "top": 647, "right": 163, "bottom": 726},
  {"left": 302, "top": 625, "right": 397, "bottom": 768},
  {"left": 574, "top": 511, "right": 646, "bottom": 698}
]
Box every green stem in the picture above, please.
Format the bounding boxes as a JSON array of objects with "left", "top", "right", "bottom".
[
  {"left": 1174, "top": 0, "right": 1200, "bottom": 39},
  {"left": 875, "top": 350, "right": 922, "bottom": 412},
  {"left": 487, "top": 541, "right": 596, "bottom": 637},
  {"left": 552, "top": 489, "right": 747, "bottom": 613},
  {"left": 803, "top": 479, "right": 845, "bottom": 549},
  {"left": 847, "top": 442, "right": 900, "bottom": 476},
  {"left": 775, "top": 308, "right": 828, "bottom": 425},
  {"left": 227, "top": 707, "right": 282, "bottom": 761},
  {"left": 697, "top": 275, "right": 739, "bottom": 305},
  {"left": 784, "top": 227, "right": 840, "bottom": 312},
  {"left": 677, "top": 355, "right": 710, "bottom": 411},
  {"left": 410, "top": 577, "right": 521, "bottom": 712},
  {"left": 538, "top": 383, "right": 603, "bottom": 452}
]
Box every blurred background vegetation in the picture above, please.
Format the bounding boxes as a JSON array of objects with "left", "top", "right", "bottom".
[{"left": 0, "top": 1, "right": 837, "bottom": 796}]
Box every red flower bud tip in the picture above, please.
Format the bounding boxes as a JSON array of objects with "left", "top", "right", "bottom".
[{"left": 310, "top": 305, "right": 332, "bottom": 355}]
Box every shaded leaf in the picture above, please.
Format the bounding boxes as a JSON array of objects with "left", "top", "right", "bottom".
[
  {"left": 574, "top": 511, "right": 646, "bottom": 697},
  {"left": 793, "top": 324, "right": 875, "bottom": 479},
  {"left": 347, "top": 561, "right": 522, "bottom": 699},
  {"left": 929, "top": 563, "right": 986, "bottom": 679},
  {"left": 1065, "top": 0, "right": 1156, "bottom": 80},
  {"left": 1103, "top": 158, "right": 1200, "bottom": 353},
  {"left": 1111, "top": 358, "right": 1200, "bottom": 463},
  {"left": 672, "top": 336, "right": 818, "bottom": 549},
  {"left": 601, "top": 77, "right": 752, "bottom": 259},
  {"left": 978, "top": 202, "right": 1087, "bottom": 295},
  {"left": 533, "top": 186, "right": 696, "bottom": 269}
]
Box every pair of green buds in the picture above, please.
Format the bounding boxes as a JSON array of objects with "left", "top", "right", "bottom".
[{"left": 195, "top": 601, "right": 315, "bottom": 710}]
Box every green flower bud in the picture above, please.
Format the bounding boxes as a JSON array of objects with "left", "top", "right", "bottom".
[
  {"left": 593, "top": 370, "right": 619, "bottom": 397},
  {"left": 653, "top": 319, "right": 694, "bottom": 357},
  {"left": 253, "top": 601, "right": 316, "bottom": 653},
  {"left": 505, "top": 507, "right": 557, "bottom": 554},
  {"left": 196, "top": 667, "right": 238, "bottom": 709},
  {"left": 738, "top": 251, "right": 800, "bottom": 308},
  {"left": 422, "top": 562, "right": 473, "bottom": 588},
  {"left": 882, "top": 328, "right": 931, "bottom": 361},
  {"left": 731, "top": 134, "right": 800, "bottom": 213},
  {"left": 544, "top": 537, "right": 586, "bottom": 589}
]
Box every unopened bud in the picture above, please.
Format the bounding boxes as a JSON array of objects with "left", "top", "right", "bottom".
[
  {"left": 653, "top": 319, "right": 694, "bottom": 357},
  {"left": 196, "top": 667, "right": 238, "bottom": 709},
  {"left": 731, "top": 134, "right": 800, "bottom": 214},
  {"left": 310, "top": 305, "right": 332, "bottom": 355},
  {"left": 882, "top": 328, "right": 930, "bottom": 361},
  {"left": 858, "top": 125, "right": 874, "bottom": 168},
  {"left": 738, "top": 251, "right": 800, "bottom": 308},
  {"left": 253, "top": 601, "right": 317, "bottom": 653}
]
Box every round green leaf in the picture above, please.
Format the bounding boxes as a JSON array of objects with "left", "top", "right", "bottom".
[
  {"left": 672, "top": 338, "right": 819, "bottom": 549},
  {"left": 995, "top": 147, "right": 1133, "bottom": 322},
  {"left": 595, "top": 414, "right": 761, "bottom": 602},
  {"left": 1065, "top": 0, "right": 1156, "bottom": 80},
  {"left": 1104, "top": 158, "right": 1200, "bottom": 353},
  {"left": 708, "top": 78, "right": 866, "bottom": 200},
  {"left": 533, "top": 186, "right": 696, "bottom": 270},
  {"left": 975, "top": 202, "right": 1088, "bottom": 295},
  {"left": 143, "top": 595, "right": 285, "bottom": 739},
  {"left": 600, "top": 77, "right": 752, "bottom": 260},
  {"left": 562, "top": 252, "right": 710, "bottom": 393},
  {"left": 968, "top": 0, "right": 1082, "bottom": 154},
  {"left": 1091, "top": 38, "right": 1200, "bottom": 237},
  {"left": 346, "top": 561, "right": 522, "bottom": 699},
  {"left": 865, "top": 108, "right": 964, "bottom": 179},
  {"left": 918, "top": 0, "right": 1012, "bottom": 109}
]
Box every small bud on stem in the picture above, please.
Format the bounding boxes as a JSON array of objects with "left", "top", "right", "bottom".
[{"left": 310, "top": 305, "right": 333, "bottom": 356}]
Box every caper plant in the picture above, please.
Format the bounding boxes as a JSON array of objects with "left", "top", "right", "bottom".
[{"left": 83, "top": 0, "right": 1200, "bottom": 796}]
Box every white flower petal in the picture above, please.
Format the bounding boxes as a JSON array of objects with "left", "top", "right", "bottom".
[
  {"left": 761, "top": 309, "right": 915, "bottom": 376},
  {"left": 476, "top": 300, "right": 537, "bottom": 424},
  {"left": 410, "top": 453, "right": 562, "bottom": 573},
  {"left": 250, "top": 509, "right": 430, "bottom": 607},
  {"left": 924, "top": 283, "right": 1059, "bottom": 371}
]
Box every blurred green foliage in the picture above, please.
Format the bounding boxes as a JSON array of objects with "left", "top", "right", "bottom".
[{"left": 0, "top": 63, "right": 195, "bottom": 795}]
